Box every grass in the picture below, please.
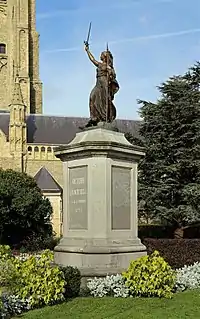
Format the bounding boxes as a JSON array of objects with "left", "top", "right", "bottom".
[{"left": 15, "top": 289, "right": 200, "bottom": 319}]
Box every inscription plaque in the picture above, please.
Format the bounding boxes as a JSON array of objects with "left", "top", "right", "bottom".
[
  {"left": 68, "top": 166, "right": 88, "bottom": 229},
  {"left": 111, "top": 166, "right": 131, "bottom": 230}
]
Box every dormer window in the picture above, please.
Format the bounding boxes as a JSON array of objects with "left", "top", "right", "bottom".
[{"left": 0, "top": 44, "right": 6, "bottom": 54}]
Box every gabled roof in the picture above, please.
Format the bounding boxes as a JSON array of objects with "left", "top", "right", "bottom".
[
  {"left": 0, "top": 113, "right": 141, "bottom": 145},
  {"left": 34, "top": 166, "right": 62, "bottom": 193}
]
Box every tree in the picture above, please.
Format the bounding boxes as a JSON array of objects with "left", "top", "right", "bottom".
[
  {"left": 137, "top": 62, "right": 200, "bottom": 238},
  {"left": 0, "top": 169, "right": 53, "bottom": 245}
]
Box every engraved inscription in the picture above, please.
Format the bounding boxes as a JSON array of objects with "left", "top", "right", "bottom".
[
  {"left": 68, "top": 166, "right": 88, "bottom": 230},
  {"left": 111, "top": 166, "right": 131, "bottom": 230}
]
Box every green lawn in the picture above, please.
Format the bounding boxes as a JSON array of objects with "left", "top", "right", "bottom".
[{"left": 16, "top": 290, "right": 200, "bottom": 319}]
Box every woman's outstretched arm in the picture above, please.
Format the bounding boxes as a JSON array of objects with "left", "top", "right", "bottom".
[{"left": 84, "top": 45, "right": 99, "bottom": 67}]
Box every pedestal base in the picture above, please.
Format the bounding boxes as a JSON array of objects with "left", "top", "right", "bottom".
[
  {"left": 54, "top": 237, "right": 146, "bottom": 277},
  {"left": 54, "top": 128, "right": 147, "bottom": 283}
]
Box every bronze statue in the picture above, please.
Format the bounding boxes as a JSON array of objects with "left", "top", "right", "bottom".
[{"left": 84, "top": 24, "right": 119, "bottom": 127}]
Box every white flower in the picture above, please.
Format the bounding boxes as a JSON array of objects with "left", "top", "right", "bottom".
[
  {"left": 87, "top": 274, "right": 130, "bottom": 298},
  {"left": 175, "top": 262, "right": 200, "bottom": 291}
]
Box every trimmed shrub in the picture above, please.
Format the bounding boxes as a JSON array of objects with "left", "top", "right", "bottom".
[
  {"left": 12, "top": 250, "right": 65, "bottom": 308},
  {"left": 139, "top": 225, "right": 174, "bottom": 239},
  {"left": 184, "top": 226, "right": 200, "bottom": 238},
  {"left": 59, "top": 266, "right": 81, "bottom": 298},
  {"left": 123, "top": 251, "right": 175, "bottom": 298},
  {"left": 175, "top": 262, "right": 200, "bottom": 291},
  {"left": 87, "top": 274, "right": 130, "bottom": 298},
  {"left": 138, "top": 225, "right": 200, "bottom": 239},
  {"left": 143, "top": 238, "right": 200, "bottom": 269}
]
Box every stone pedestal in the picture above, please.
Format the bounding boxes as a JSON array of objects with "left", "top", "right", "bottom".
[{"left": 54, "top": 128, "right": 146, "bottom": 277}]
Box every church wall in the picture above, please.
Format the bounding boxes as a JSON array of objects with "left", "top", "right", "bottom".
[
  {"left": 0, "top": 1, "right": 9, "bottom": 109},
  {"left": 24, "top": 145, "right": 64, "bottom": 236},
  {"left": 0, "top": 0, "right": 62, "bottom": 237},
  {"left": 0, "top": 129, "right": 15, "bottom": 169},
  {"left": 43, "top": 191, "right": 63, "bottom": 237},
  {"left": 0, "top": 0, "right": 42, "bottom": 114},
  {"left": 25, "top": 144, "right": 63, "bottom": 187}
]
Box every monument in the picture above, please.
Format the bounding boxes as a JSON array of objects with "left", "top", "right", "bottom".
[{"left": 54, "top": 25, "right": 146, "bottom": 279}]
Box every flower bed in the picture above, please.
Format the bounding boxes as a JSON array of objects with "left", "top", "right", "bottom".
[
  {"left": 86, "top": 252, "right": 200, "bottom": 298},
  {"left": 87, "top": 251, "right": 175, "bottom": 298},
  {"left": 1, "top": 245, "right": 200, "bottom": 318},
  {"left": 0, "top": 245, "right": 81, "bottom": 318}
]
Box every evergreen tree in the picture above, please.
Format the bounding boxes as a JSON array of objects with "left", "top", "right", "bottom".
[
  {"left": 137, "top": 62, "right": 200, "bottom": 238},
  {"left": 0, "top": 169, "right": 53, "bottom": 245}
]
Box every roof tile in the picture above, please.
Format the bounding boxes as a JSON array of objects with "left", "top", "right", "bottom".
[
  {"left": 34, "top": 166, "right": 62, "bottom": 192},
  {"left": 0, "top": 113, "right": 141, "bottom": 145}
]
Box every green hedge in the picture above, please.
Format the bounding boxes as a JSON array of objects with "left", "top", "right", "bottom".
[
  {"left": 138, "top": 225, "right": 174, "bottom": 239},
  {"left": 138, "top": 225, "right": 200, "bottom": 239},
  {"left": 59, "top": 266, "right": 81, "bottom": 298},
  {"left": 143, "top": 238, "right": 200, "bottom": 269}
]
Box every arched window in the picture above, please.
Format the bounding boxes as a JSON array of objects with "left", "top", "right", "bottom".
[
  {"left": 28, "top": 146, "right": 32, "bottom": 152},
  {"left": 41, "top": 146, "right": 45, "bottom": 152},
  {"left": 0, "top": 44, "right": 6, "bottom": 54},
  {"left": 47, "top": 147, "right": 52, "bottom": 153},
  {"left": 34, "top": 146, "right": 39, "bottom": 152}
]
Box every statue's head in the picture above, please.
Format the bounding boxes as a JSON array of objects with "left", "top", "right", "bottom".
[{"left": 100, "top": 50, "right": 113, "bottom": 66}]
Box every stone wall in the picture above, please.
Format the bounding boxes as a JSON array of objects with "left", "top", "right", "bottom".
[
  {"left": 0, "top": 1, "right": 9, "bottom": 109},
  {"left": 0, "top": 0, "right": 42, "bottom": 114},
  {"left": 0, "top": 129, "right": 15, "bottom": 169},
  {"left": 25, "top": 144, "right": 63, "bottom": 187},
  {"left": 43, "top": 192, "right": 63, "bottom": 236},
  {"left": 25, "top": 145, "right": 63, "bottom": 236}
]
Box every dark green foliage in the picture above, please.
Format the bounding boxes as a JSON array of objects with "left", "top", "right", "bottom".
[
  {"left": 0, "top": 169, "right": 53, "bottom": 245},
  {"left": 18, "top": 234, "right": 60, "bottom": 253},
  {"left": 59, "top": 266, "right": 81, "bottom": 298},
  {"left": 138, "top": 225, "right": 175, "bottom": 239},
  {"left": 137, "top": 62, "right": 200, "bottom": 236},
  {"left": 79, "top": 286, "right": 91, "bottom": 297},
  {"left": 143, "top": 238, "right": 200, "bottom": 268},
  {"left": 125, "top": 132, "right": 144, "bottom": 147},
  {"left": 139, "top": 225, "right": 200, "bottom": 239}
]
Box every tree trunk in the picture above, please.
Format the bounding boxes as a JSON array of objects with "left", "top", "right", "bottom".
[{"left": 174, "top": 227, "right": 184, "bottom": 239}]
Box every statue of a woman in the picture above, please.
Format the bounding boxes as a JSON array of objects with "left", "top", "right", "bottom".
[{"left": 84, "top": 44, "right": 119, "bottom": 127}]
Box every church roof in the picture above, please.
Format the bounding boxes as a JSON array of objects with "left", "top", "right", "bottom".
[
  {"left": 34, "top": 166, "right": 62, "bottom": 193},
  {"left": 0, "top": 113, "right": 141, "bottom": 145}
]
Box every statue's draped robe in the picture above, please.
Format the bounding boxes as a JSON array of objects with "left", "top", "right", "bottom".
[{"left": 89, "top": 62, "right": 119, "bottom": 123}]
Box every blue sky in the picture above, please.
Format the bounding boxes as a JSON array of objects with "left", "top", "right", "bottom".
[{"left": 37, "top": 0, "right": 200, "bottom": 119}]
